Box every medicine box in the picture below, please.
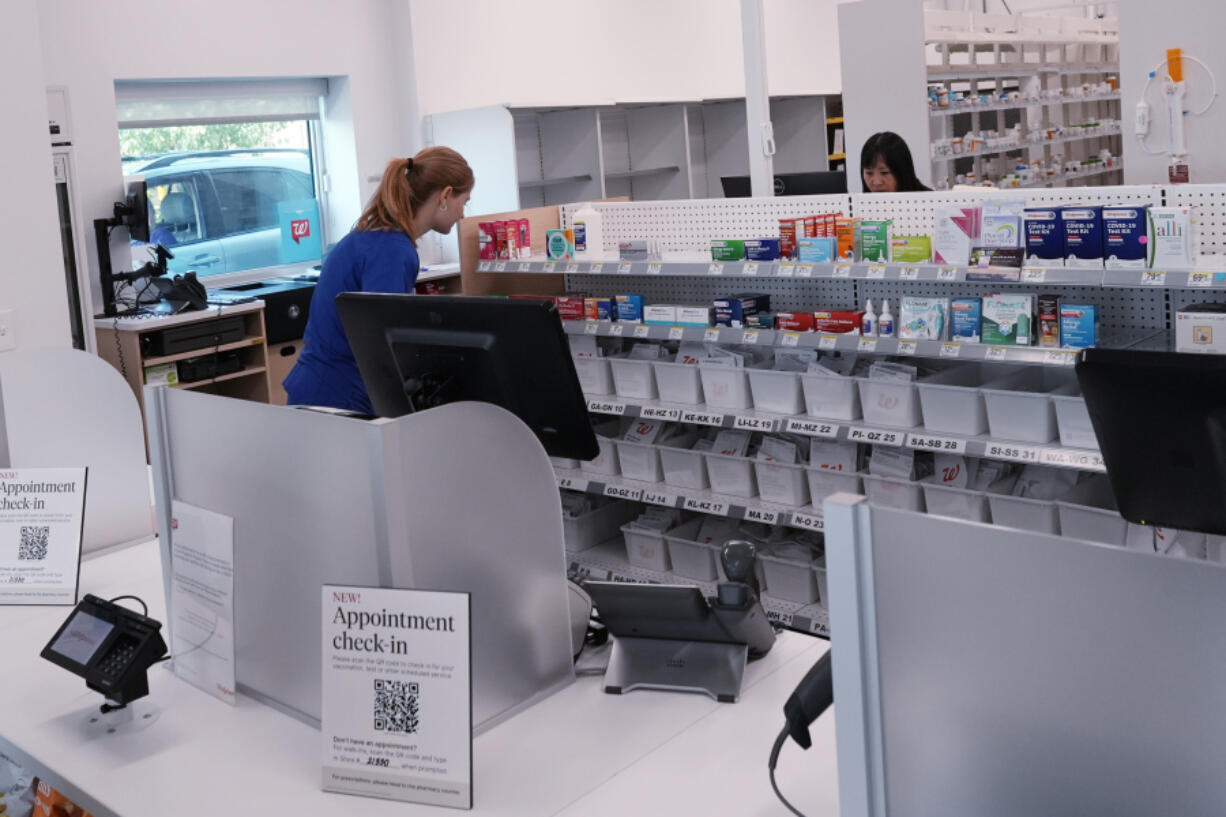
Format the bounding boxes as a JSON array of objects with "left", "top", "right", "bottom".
[
  {"left": 776, "top": 312, "right": 815, "bottom": 332},
  {"left": 890, "top": 235, "right": 932, "bottom": 264},
  {"left": 618, "top": 240, "right": 649, "bottom": 261},
  {"left": 615, "top": 294, "right": 644, "bottom": 323},
  {"left": 855, "top": 220, "right": 892, "bottom": 262},
  {"left": 950, "top": 298, "right": 982, "bottom": 342},
  {"left": 980, "top": 200, "right": 1025, "bottom": 249},
  {"left": 584, "top": 297, "right": 615, "bottom": 321},
  {"left": 1024, "top": 208, "right": 1065, "bottom": 264},
  {"left": 982, "top": 294, "right": 1034, "bottom": 346},
  {"left": 898, "top": 297, "right": 948, "bottom": 341},
  {"left": 1059, "top": 304, "right": 1097, "bottom": 349},
  {"left": 744, "top": 238, "right": 781, "bottom": 261},
  {"left": 1038, "top": 294, "right": 1061, "bottom": 348},
  {"left": 1062, "top": 207, "right": 1104, "bottom": 268},
  {"left": 797, "top": 237, "right": 836, "bottom": 263},
  {"left": 714, "top": 294, "right": 770, "bottom": 327},
  {"left": 711, "top": 240, "right": 746, "bottom": 261},
  {"left": 644, "top": 304, "right": 677, "bottom": 325},
  {"left": 744, "top": 313, "right": 775, "bottom": 330},
  {"left": 1148, "top": 207, "right": 1193, "bottom": 268},
  {"left": 814, "top": 310, "right": 863, "bottom": 334},
  {"left": 1176, "top": 304, "right": 1226, "bottom": 353},
  {"left": 933, "top": 206, "right": 980, "bottom": 265},
  {"left": 555, "top": 295, "right": 587, "bottom": 322},
  {"left": 835, "top": 217, "right": 856, "bottom": 260},
  {"left": 144, "top": 362, "right": 179, "bottom": 386},
  {"left": 676, "top": 306, "right": 714, "bottom": 326},
  {"left": 1102, "top": 206, "right": 1148, "bottom": 269}
]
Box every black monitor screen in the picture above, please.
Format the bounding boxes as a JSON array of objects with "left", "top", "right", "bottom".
[
  {"left": 123, "top": 176, "right": 150, "bottom": 243},
  {"left": 337, "top": 293, "right": 599, "bottom": 460},
  {"left": 48, "top": 609, "right": 114, "bottom": 667},
  {"left": 721, "top": 171, "right": 847, "bottom": 198}
]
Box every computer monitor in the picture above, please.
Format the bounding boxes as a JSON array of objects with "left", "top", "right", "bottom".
[
  {"left": 1076, "top": 347, "right": 1226, "bottom": 535},
  {"left": 720, "top": 171, "right": 847, "bottom": 198},
  {"left": 336, "top": 293, "right": 599, "bottom": 460},
  {"left": 122, "top": 175, "right": 150, "bottom": 243}
]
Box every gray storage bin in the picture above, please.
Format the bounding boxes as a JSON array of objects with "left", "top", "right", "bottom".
[
  {"left": 572, "top": 355, "right": 613, "bottom": 395},
  {"left": 659, "top": 437, "right": 709, "bottom": 489},
  {"left": 747, "top": 367, "right": 806, "bottom": 415},
  {"left": 662, "top": 517, "right": 720, "bottom": 581},
  {"left": 1051, "top": 384, "right": 1099, "bottom": 449},
  {"left": 698, "top": 363, "right": 752, "bottom": 409},
  {"left": 609, "top": 355, "right": 658, "bottom": 399},
  {"left": 987, "top": 490, "right": 1059, "bottom": 534},
  {"left": 857, "top": 375, "right": 923, "bottom": 428},
  {"left": 759, "top": 549, "right": 821, "bottom": 604},
  {"left": 1056, "top": 476, "right": 1152, "bottom": 548},
  {"left": 564, "top": 499, "right": 639, "bottom": 552},
  {"left": 981, "top": 368, "right": 1075, "bottom": 443},
  {"left": 653, "top": 360, "right": 704, "bottom": 405},
  {"left": 620, "top": 521, "right": 671, "bottom": 572},
  {"left": 705, "top": 451, "right": 758, "bottom": 498},
  {"left": 800, "top": 372, "right": 861, "bottom": 420},
  {"left": 922, "top": 479, "right": 990, "bottom": 523},
  {"left": 862, "top": 473, "right": 926, "bottom": 512},
  {"left": 754, "top": 459, "right": 811, "bottom": 507},
  {"left": 807, "top": 468, "right": 863, "bottom": 507},
  {"left": 916, "top": 365, "right": 990, "bottom": 435}
]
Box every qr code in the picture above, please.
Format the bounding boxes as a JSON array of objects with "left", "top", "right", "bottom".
[
  {"left": 18, "top": 526, "right": 49, "bottom": 561},
  {"left": 373, "top": 678, "right": 420, "bottom": 734}
]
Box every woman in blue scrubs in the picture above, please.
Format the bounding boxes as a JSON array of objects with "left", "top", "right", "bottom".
[{"left": 284, "top": 147, "right": 473, "bottom": 413}]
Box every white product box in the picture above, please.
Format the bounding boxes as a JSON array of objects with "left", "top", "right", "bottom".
[
  {"left": 1147, "top": 207, "right": 1193, "bottom": 268},
  {"left": 644, "top": 305, "right": 678, "bottom": 324},
  {"left": 1176, "top": 306, "right": 1226, "bottom": 354},
  {"left": 677, "top": 306, "right": 714, "bottom": 326}
]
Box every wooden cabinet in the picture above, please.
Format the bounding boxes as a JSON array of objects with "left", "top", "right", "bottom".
[{"left": 94, "top": 302, "right": 272, "bottom": 426}]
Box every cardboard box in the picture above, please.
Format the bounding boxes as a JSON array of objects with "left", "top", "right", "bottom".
[
  {"left": 979, "top": 199, "right": 1026, "bottom": 249},
  {"left": 584, "top": 297, "right": 615, "bottom": 321},
  {"left": 1060, "top": 303, "right": 1098, "bottom": 349},
  {"left": 835, "top": 217, "right": 856, "bottom": 260},
  {"left": 899, "top": 297, "right": 949, "bottom": 341},
  {"left": 776, "top": 312, "right": 815, "bottom": 332},
  {"left": 1023, "top": 208, "right": 1065, "bottom": 264},
  {"left": 950, "top": 298, "right": 982, "bottom": 343},
  {"left": 778, "top": 219, "right": 798, "bottom": 260},
  {"left": 855, "top": 220, "right": 892, "bottom": 262},
  {"left": 933, "top": 206, "right": 980, "bottom": 265},
  {"left": 615, "top": 294, "right": 645, "bottom": 323},
  {"left": 619, "top": 240, "right": 650, "bottom": 260},
  {"left": 982, "top": 294, "right": 1035, "bottom": 346},
  {"left": 714, "top": 294, "right": 770, "bottom": 327},
  {"left": 1176, "top": 303, "right": 1226, "bottom": 353},
  {"left": 555, "top": 295, "right": 587, "bottom": 321},
  {"left": 797, "top": 237, "right": 836, "bottom": 263},
  {"left": 711, "top": 240, "right": 746, "bottom": 261},
  {"left": 1103, "top": 206, "right": 1148, "bottom": 268},
  {"left": 1038, "top": 294, "right": 1061, "bottom": 348},
  {"left": 890, "top": 235, "right": 932, "bottom": 264},
  {"left": 744, "top": 312, "right": 776, "bottom": 329},
  {"left": 814, "top": 310, "right": 864, "bottom": 334},
  {"left": 676, "top": 306, "right": 714, "bottom": 326},
  {"left": 1148, "top": 207, "right": 1193, "bottom": 268},
  {"left": 644, "top": 304, "right": 678, "bottom": 325},
  {"left": 744, "top": 238, "right": 782, "bottom": 261},
  {"left": 1062, "top": 207, "right": 1104, "bottom": 268}
]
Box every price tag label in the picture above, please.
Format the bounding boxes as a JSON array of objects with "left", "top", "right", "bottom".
[
  {"left": 565, "top": 262, "right": 580, "bottom": 273},
  {"left": 907, "top": 433, "right": 967, "bottom": 454},
  {"left": 647, "top": 262, "right": 663, "bottom": 275},
  {"left": 1189, "top": 272, "right": 1213, "bottom": 287},
  {"left": 833, "top": 264, "right": 852, "bottom": 279},
  {"left": 556, "top": 475, "right": 589, "bottom": 492},
  {"left": 477, "top": 261, "right": 492, "bottom": 272},
  {"left": 642, "top": 406, "right": 683, "bottom": 421},
  {"left": 610, "top": 323, "right": 625, "bottom": 336},
  {"left": 985, "top": 346, "right": 1008, "bottom": 362},
  {"left": 542, "top": 261, "right": 557, "bottom": 272},
  {"left": 494, "top": 261, "right": 508, "bottom": 272},
  {"left": 617, "top": 262, "right": 634, "bottom": 274},
  {"left": 743, "top": 262, "right": 760, "bottom": 276},
  {"left": 633, "top": 325, "right": 651, "bottom": 339},
  {"left": 796, "top": 264, "right": 815, "bottom": 278},
  {"left": 589, "top": 263, "right": 605, "bottom": 274},
  {"left": 777, "top": 264, "right": 796, "bottom": 278},
  {"left": 818, "top": 334, "right": 839, "bottom": 351},
  {"left": 937, "top": 266, "right": 959, "bottom": 281},
  {"left": 584, "top": 322, "right": 599, "bottom": 335},
  {"left": 734, "top": 415, "right": 775, "bottom": 432},
  {"left": 744, "top": 507, "right": 779, "bottom": 525},
  {"left": 1041, "top": 448, "right": 1105, "bottom": 470},
  {"left": 1045, "top": 350, "right": 1075, "bottom": 366},
  {"left": 587, "top": 399, "right": 628, "bottom": 415},
  {"left": 867, "top": 265, "right": 887, "bottom": 279},
  {"left": 517, "top": 261, "right": 531, "bottom": 272},
  {"left": 1021, "top": 266, "right": 1046, "bottom": 283},
  {"left": 985, "top": 443, "right": 1042, "bottom": 463},
  {"left": 899, "top": 266, "right": 920, "bottom": 281},
  {"left": 709, "top": 262, "right": 725, "bottom": 276},
  {"left": 1141, "top": 270, "right": 1166, "bottom": 286},
  {"left": 604, "top": 484, "right": 643, "bottom": 501},
  {"left": 940, "top": 342, "right": 962, "bottom": 358},
  {"left": 789, "top": 511, "right": 825, "bottom": 532},
  {"left": 684, "top": 497, "right": 730, "bottom": 516},
  {"left": 781, "top": 332, "right": 801, "bottom": 348},
  {"left": 668, "top": 326, "right": 685, "bottom": 341},
  {"left": 848, "top": 426, "right": 904, "bottom": 447},
  {"left": 896, "top": 340, "right": 918, "bottom": 356},
  {"left": 785, "top": 418, "right": 840, "bottom": 438},
  {"left": 703, "top": 328, "right": 722, "bottom": 343},
  {"left": 642, "top": 490, "right": 681, "bottom": 507},
  {"left": 858, "top": 337, "right": 878, "bottom": 353},
  {"left": 741, "top": 329, "right": 760, "bottom": 345},
  {"left": 681, "top": 410, "right": 725, "bottom": 427}
]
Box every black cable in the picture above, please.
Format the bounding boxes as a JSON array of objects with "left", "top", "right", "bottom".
[
  {"left": 111, "top": 318, "right": 129, "bottom": 383},
  {"left": 769, "top": 725, "right": 807, "bottom": 817},
  {"left": 108, "top": 594, "right": 149, "bottom": 617}
]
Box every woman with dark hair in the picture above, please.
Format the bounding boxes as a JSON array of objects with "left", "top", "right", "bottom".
[
  {"left": 860, "top": 131, "right": 930, "bottom": 193},
  {"left": 284, "top": 146, "right": 474, "bottom": 413}
]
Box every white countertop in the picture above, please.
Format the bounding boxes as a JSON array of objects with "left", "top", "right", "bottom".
[
  {"left": 91, "top": 300, "right": 264, "bottom": 332},
  {"left": 0, "top": 540, "right": 838, "bottom": 816}
]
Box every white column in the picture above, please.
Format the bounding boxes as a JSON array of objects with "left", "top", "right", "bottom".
[{"left": 741, "top": 0, "right": 775, "bottom": 196}]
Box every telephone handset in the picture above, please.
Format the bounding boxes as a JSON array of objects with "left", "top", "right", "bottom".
[{"left": 40, "top": 594, "right": 168, "bottom": 706}]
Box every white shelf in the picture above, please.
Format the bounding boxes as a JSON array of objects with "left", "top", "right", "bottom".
[
  {"left": 603, "top": 165, "right": 681, "bottom": 180},
  {"left": 929, "top": 92, "right": 1120, "bottom": 119},
  {"left": 927, "top": 63, "right": 1114, "bottom": 82},
  {"left": 934, "top": 129, "right": 1122, "bottom": 162},
  {"left": 517, "top": 174, "right": 593, "bottom": 189}
]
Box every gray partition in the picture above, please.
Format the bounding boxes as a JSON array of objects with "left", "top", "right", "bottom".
[
  {"left": 825, "top": 494, "right": 1226, "bottom": 817},
  {"left": 147, "top": 388, "right": 574, "bottom": 732}
]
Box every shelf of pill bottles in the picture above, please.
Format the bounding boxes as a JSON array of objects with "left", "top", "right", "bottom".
[{"left": 929, "top": 92, "right": 1121, "bottom": 119}]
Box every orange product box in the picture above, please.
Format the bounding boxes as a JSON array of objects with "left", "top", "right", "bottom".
[
  {"left": 776, "top": 312, "right": 815, "bottom": 332},
  {"left": 814, "top": 310, "right": 865, "bottom": 334},
  {"left": 835, "top": 217, "right": 857, "bottom": 261}
]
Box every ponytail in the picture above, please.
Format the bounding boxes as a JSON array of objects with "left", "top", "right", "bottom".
[{"left": 356, "top": 147, "right": 474, "bottom": 244}]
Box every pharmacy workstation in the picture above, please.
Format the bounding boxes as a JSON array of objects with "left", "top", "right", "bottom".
[{"left": 3, "top": 1, "right": 1226, "bottom": 815}]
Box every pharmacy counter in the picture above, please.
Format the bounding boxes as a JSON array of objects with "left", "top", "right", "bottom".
[{"left": 0, "top": 539, "right": 837, "bottom": 816}]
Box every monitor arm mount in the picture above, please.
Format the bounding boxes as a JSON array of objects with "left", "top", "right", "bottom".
[{"left": 402, "top": 371, "right": 459, "bottom": 413}]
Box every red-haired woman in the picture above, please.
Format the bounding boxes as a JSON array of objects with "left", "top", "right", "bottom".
[{"left": 284, "top": 147, "right": 473, "bottom": 413}]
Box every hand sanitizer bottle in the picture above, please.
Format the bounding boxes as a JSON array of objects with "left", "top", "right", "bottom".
[
  {"left": 862, "top": 299, "right": 877, "bottom": 337},
  {"left": 878, "top": 299, "right": 895, "bottom": 338}
]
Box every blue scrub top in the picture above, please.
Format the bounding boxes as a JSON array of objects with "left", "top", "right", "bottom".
[{"left": 284, "top": 229, "right": 419, "bottom": 413}]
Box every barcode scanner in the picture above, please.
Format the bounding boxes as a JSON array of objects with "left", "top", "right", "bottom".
[
  {"left": 719, "top": 540, "right": 762, "bottom": 600},
  {"left": 711, "top": 540, "right": 775, "bottom": 660}
]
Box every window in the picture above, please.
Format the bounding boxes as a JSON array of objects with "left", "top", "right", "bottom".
[{"left": 116, "top": 79, "right": 328, "bottom": 279}]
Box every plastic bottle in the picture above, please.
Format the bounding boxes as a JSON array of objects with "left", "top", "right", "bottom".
[
  {"left": 572, "top": 203, "right": 604, "bottom": 260},
  {"left": 861, "top": 299, "right": 877, "bottom": 338},
  {"left": 878, "top": 299, "right": 894, "bottom": 338}
]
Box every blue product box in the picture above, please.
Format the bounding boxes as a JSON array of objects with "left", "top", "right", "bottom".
[
  {"left": 615, "top": 294, "right": 644, "bottom": 323},
  {"left": 950, "top": 297, "right": 982, "bottom": 342},
  {"left": 744, "top": 238, "right": 782, "bottom": 261},
  {"left": 1059, "top": 303, "right": 1098, "bottom": 348},
  {"left": 713, "top": 294, "right": 770, "bottom": 327},
  {"left": 796, "top": 237, "right": 836, "bottom": 263},
  {"left": 1102, "top": 206, "right": 1148, "bottom": 269},
  {"left": 1062, "top": 206, "right": 1104, "bottom": 268},
  {"left": 1023, "top": 207, "right": 1064, "bottom": 264}
]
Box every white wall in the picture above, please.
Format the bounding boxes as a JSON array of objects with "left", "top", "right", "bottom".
[
  {"left": 37, "top": 0, "right": 416, "bottom": 309},
  {"left": 408, "top": 0, "right": 850, "bottom": 118},
  {"left": 1119, "top": 0, "right": 1226, "bottom": 184},
  {"left": 0, "top": 0, "right": 72, "bottom": 352}
]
